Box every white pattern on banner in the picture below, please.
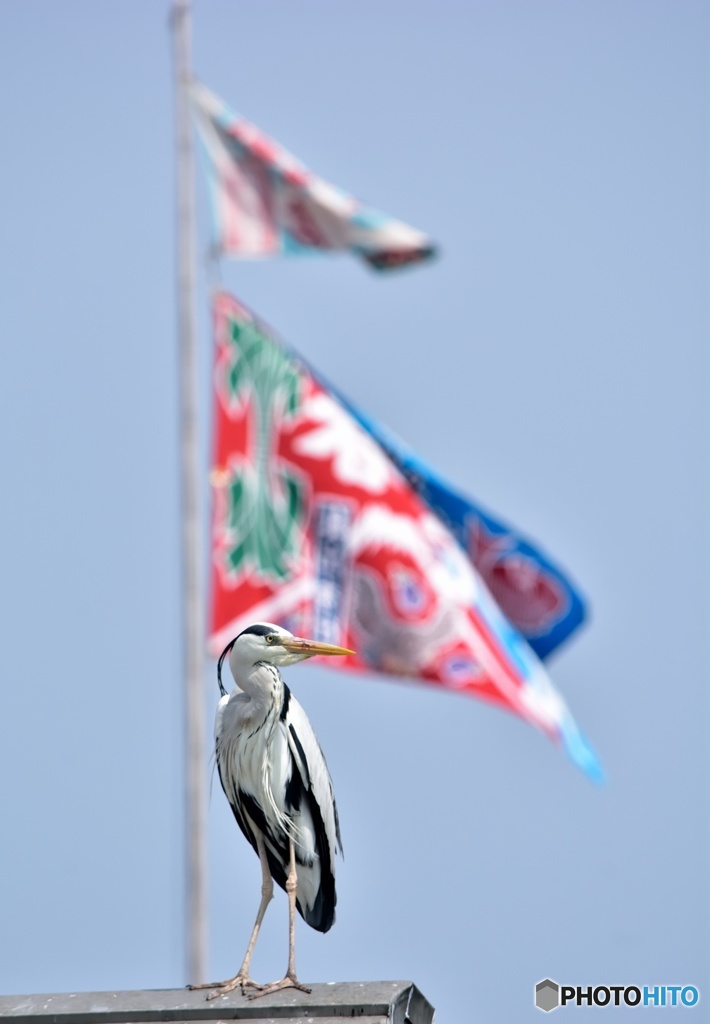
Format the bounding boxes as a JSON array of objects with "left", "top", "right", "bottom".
[{"left": 314, "top": 502, "right": 351, "bottom": 646}]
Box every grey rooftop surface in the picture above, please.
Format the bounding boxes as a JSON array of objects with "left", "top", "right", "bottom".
[{"left": 0, "top": 981, "right": 434, "bottom": 1024}]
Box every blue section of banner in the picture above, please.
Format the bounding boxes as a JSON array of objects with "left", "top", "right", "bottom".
[{"left": 354, "top": 409, "right": 586, "bottom": 660}]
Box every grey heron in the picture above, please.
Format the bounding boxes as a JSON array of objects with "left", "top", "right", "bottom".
[{"left": 191, "top": 622, "right": 353, "bottom": 1000}]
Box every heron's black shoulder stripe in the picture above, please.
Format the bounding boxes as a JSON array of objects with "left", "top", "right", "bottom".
[
  {"left": 288, "top": 723, "right": 311, "bottom": 789},
  {"left": 284, "top": 749, "right": 303, "bottom": 812},
  {"left": 280, "top": 683, "right": 291, "bottom": 722}
]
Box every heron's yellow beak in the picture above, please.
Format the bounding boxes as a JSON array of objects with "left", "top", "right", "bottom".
[{"left": 281, "top": 636, "right": 355, "bottom": 658}]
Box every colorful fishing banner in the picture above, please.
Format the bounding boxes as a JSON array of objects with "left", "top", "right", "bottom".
[
  {"left": 191, "top": 81, "right": 435, "bottom": 270},
  {"left": 208, "top": 292, "right": 601, "bottom": 780}
]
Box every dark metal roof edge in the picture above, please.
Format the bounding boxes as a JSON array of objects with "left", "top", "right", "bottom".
[
  {"left": 391, "top": 984, "right": 435, "bottom": 1024},
  {"left": 0, "top": 981, "right": 433, "bottom": 1023}
]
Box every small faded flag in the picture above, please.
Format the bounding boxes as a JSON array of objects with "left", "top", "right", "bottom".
[
  {"left": 191, "top": 80, "right": 435, "bottom": 270},
  {"left": 208, "top": 292, "right": 601, "bottom": 780}
]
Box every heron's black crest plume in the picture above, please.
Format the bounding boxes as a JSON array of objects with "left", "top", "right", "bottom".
[
  {"left": 237, "top": 623, "right": 275, "bottom": 638},
  {"left": 217, "top": 637, "right": 237, "bottom": 696}
]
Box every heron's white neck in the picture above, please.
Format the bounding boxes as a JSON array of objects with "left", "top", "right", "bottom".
[{"left": 230, "top": 658, "right": 284, "bottom": 715}]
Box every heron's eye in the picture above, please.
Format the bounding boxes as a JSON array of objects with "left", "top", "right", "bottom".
[{"left": 266, "top": 634, "right": 275, "bottom": 644}]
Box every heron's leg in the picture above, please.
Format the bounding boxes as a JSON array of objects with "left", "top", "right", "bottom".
[
  {"left": 189, "top": 832, "right": 273, "bottom": 998},
  {"left": 248, "top": 836, "right": 311, "bottom": 1000}
]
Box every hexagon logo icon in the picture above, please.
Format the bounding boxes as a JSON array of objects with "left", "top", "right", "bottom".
[{"left": 535, "top": 978, "right": 560, "bottom": 1012}]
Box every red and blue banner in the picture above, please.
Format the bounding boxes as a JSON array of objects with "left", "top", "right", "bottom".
[
  {"left": 209, "top": 292, "right": 601, "bottom": 780},
  {"left": 191, "top": 81, "right": 435, "bottom": 271}
]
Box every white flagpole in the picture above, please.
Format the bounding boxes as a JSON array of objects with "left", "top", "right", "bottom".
[{"left": 171, "top": 0, "right": 208, "bottom": 984}]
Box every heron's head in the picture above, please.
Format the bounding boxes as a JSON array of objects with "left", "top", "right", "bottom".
[{"left": 217, "top": 622, "right": 354, "bottom": 694}]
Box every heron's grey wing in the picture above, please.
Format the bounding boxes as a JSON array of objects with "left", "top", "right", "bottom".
[{"left": 281, "top": 686, "right": 341, "bottom": 932}]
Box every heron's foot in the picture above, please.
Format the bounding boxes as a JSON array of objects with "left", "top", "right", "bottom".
[
  {"left": 188, "top": 975, "right": 264, "bottom": 999},
  {"left": 247, "top": 974, "right": 311, "bottom": 1000}
]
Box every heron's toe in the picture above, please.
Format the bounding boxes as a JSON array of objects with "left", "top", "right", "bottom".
[{"left": 247, "top": 976, "right": 311, "bottom": 1000}]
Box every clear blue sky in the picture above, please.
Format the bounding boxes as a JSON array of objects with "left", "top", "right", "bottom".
[{"left": 0, "top": 2, "right": 707, "bottom": 1020}]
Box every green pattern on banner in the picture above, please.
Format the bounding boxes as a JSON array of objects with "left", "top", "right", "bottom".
[{"left": 222, "top": 316, "right": 304, "bottom": 581}]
